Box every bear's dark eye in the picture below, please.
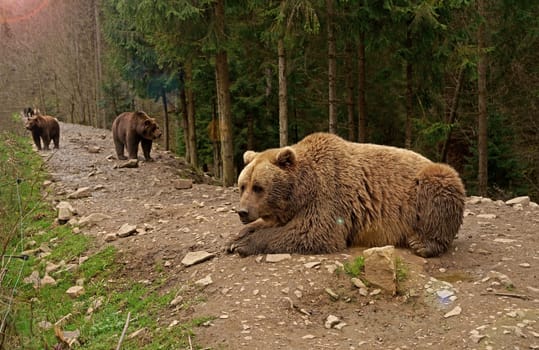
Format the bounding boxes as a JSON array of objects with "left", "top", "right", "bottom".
[
  {"left": 240, "top": 184, "right": 245, "bottom": 193},
  {"left": 252, "top": 185, "right": 263, "bottom": 194}
]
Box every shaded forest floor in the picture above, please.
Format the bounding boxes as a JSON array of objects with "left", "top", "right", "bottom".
[{"left": 38, "top": 121, "right": 539, "bottom": 349}]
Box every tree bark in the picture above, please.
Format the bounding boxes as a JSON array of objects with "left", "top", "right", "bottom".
[
  {"left": 214, "top": 0, "right": 235, "bottom": 186},
  {"left": 441, "top": 66, "right": 465, "bottom": 162},
  {"left": 94, "top": 0, "right": 104, "bottom": 128},
  {"left": 247, "top": 112, "right": 254, "bottom": 150},
  {"left": 344, "top": 42, "right": 355, "bottom": 141},
  {"left": 162, "top": 89, "right": 170, "bottom": 151},
  {"left": 477, "top": 0, "right": 489, "bottom": 196},
  {"left": 357, "top": 31, "right": 367, "bottom": 143},
  {"left": 179, "top": 70, "right": 190, "bottom": 162},
  {"left": 185, "top": 61, "right": 198, "bottom": 169},
  {"left": 278, "top": 37, "right": 288, "bottom": 147},
  {"left": 405, "top": 28, "right": 413, "bottom": 149},
  {"left": 327, "top": 0, "right": 337, "bottom": 134}
]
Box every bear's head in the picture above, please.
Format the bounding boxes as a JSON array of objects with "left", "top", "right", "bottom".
[
  {"left": 24, "top": 115, "right": 41, "bottom": 131},
  {"left": 237, "top": 146, "right": 298, "bottom": 225},
  {"left": 136, "top": 112, "right": 162, "bottom": 140}
]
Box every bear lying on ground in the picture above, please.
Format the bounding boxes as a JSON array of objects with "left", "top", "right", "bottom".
[
  {"left": 111, "top": 111, "right": 162, "bottom": 161},
  {"left": 226, "top": 132, "right": 465, "bottom": 258},
  {"left": 25, "top": 114, "right": 60, "bottom": 150}
]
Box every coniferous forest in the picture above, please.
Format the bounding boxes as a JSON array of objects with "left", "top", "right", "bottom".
[{"left": 1, "top": 0, "right": 538, "bottom": 199}]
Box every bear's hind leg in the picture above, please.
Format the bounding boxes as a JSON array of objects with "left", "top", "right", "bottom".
[
  {"left": 411, "top": 163, "right": 465, "bottom": 257},
  {"left": 114, "top": 139, "right": 127, "bottom": 160},
  {"left": 42, "top": 135, "right": 51, "bottom": 150},
  {"left": 53, "top": 135, "right": 60, "bottom": 149}
]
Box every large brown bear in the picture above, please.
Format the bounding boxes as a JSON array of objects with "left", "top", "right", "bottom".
[
  {"left": 111, "top": 111, "right": 162, "bottom": 161},
  {"left": 226, "top": 132, "right": 465, "bottom": 258},
  {"left": 25, "top": 114, "right": 60, "bottom": 150}
]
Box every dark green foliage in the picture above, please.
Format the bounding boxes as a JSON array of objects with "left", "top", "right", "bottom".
[{"left": 97, "top": 0, "right": 539, "bottom": 200}]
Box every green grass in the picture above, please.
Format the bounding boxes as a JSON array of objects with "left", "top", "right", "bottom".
[
  {"left": 395, "top": 257, "right": 408, "bottom": 283},
  {"left": 342, "top": 256, "right": 365, "bottom": 277},
  {"left": 0, "top": 115, "right": 209, "bottom": 349}
]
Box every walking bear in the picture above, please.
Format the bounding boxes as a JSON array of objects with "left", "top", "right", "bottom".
[
  {"left": 25, "top": 114, "right": 60, "bottom": 150},
  {"left": 111, "top": 111, "right": 162, "bottom": 161},
  {"left": 226, "top": 132, "right": 465, "bottom": 258}
]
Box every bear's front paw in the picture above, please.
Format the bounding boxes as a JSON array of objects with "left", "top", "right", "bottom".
[{"left": 225, "top": 228, "right": 258, "bottom": 257}]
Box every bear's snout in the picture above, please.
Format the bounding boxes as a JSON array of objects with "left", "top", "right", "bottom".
[{"left": 237, "top": 208, "right": 251, "bottom": 224}]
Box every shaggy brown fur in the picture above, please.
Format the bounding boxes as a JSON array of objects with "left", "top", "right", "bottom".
[
  {"left": 226, "top": 132, "right": 465, "bottom": 258},
  {"left": 112, "top": 111, "right": 162, "bottom": 161},
  {"left": 25, "top": 115, "right": 60, "bottom": 150}
]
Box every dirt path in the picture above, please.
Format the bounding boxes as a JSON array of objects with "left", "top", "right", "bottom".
[{"left": 41, "top": 122, "right": 539, "bottom": 349}]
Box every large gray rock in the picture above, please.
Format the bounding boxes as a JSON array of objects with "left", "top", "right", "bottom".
[
  {"left": 181, "top": 251, "right": 215, "bottom": 267},
  {"left": 363, "top": 245, "right": 397, "bottom": 295},
  {"left": 505, "top": 196, "right": 530, "bottom": 206},
  {"left": 67, "top": 187, "right": 91, "bottom": 199},
  {"left": 57, "top": 201, "right": 76, "bottom": 223}
]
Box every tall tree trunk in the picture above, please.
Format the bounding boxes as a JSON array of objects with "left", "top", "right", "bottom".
[
  {"left": 441, "top": 66, "right": 465, "bottom": 162},
  {"left": 344, "top": 42, "right": 355, "bottom": 141},
  {"left": 93, "top": 0, "right": 104, "bottom": 128},
  {"left": 185, "top": 61, "right": 198, "bottom": 169},
  {"left": 278, "top": 37, "right": 288, "bottom": 147},
  {"left": 179, "top": 69, "right": 190, "bottom": 162},
  {"left": 327, "top": 0, "right": 337, "bottom": 134},
  {"left": 162, "top": 89, "right": 170, "bottom": 151},
  {"left": 265, "top": 67, "right": 272, "bottom": 126},
  {"left": 210, "top": 98, "right": 221, "bottom": 178},
  {"left": 357, "top": 31, "right": 367, "bottom": 143},
  {"left": 214, "top": 0, "right": 234, "bottom": 186},
  {"left": 477, "top": 0, "right": 488, "bottom": 196},
  {"left": 405, "top": 28, "right": 413, "bottom": 149},
  {"left": 247, "top": 112, "right": 254, "bottom": 150}
]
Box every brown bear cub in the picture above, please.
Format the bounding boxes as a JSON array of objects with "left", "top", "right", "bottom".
[
  {"left": 111, "top": 111, "right": 162, "bottom": 161},
  {"left": 25, "top": 114, "right": 60, "bottom": 150},
  {"left": 226, "top": 132, "right": 466, "bottom": 258}
]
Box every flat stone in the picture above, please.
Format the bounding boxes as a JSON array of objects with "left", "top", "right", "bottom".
[
  {"left": 444, "top": 306, "right": 462, "bottom": 318},
  {"left": 304, "top": 261, "right": 321, "bottom": 269},
  {"left": 66, "top": 286, "right": 85, "bottom": 298},
  {"left": 174, "top": 179, "right": 193, "bottom": 189},
  {"left": 505, "top": 196, "right": 530, "bottom": 206},
  {"left": 78, "top": 213, "right": 111, "bottom": 227},
  {"left": 40, "top": 274, "right": 57, "bottom": 286},
  {"left": 265, "top": 254, "right": 291, "bottom": 263},
  {"left": 195, "top": 275, "right": 213, "bottom": 287},
  {"left": 181, "top": 251, "right": 215, "bottom": 267},
  {"left": 351, "top": 278, "right": 367, "bottom": 289},
  {"left": 117, "top": 223, "right": 137, "bottom": 237},
  {"left": 104, "top": 233, "right": 118, "bottom": 242},
  {"left": 325, "top": 315, "right": 340, "bottom": 329},
  {"left": 477, "top": 214, "right": 496, "bottom": 219},
  {"left": 466, "top": 196, "right": 483, "bottom": 204},
  {"left": 67, "top": 187, "right": 91, "bottom": 199}
]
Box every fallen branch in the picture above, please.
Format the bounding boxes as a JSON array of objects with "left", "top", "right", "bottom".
[
  {"left": 116, "top": 311, "right": 131, "bottom": 350},
  {"left": 481, "top": 292, "right": 529, "bottom": 300}
]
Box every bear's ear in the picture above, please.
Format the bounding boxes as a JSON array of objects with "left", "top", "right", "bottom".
[
  {"left": 275, "top": 147, "right": 296, "bottom": 168},
  {"left": 243, "top": 151, "right": 257, "bottom": 165}
]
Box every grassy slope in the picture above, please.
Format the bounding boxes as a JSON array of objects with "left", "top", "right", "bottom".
[{"left": 0, "top": 114, "right": 202, "bottom": 349}]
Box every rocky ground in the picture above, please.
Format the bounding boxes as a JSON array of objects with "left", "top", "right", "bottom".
[{"left": 34, "top": 121, "right": 539, "bottom": 349}]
